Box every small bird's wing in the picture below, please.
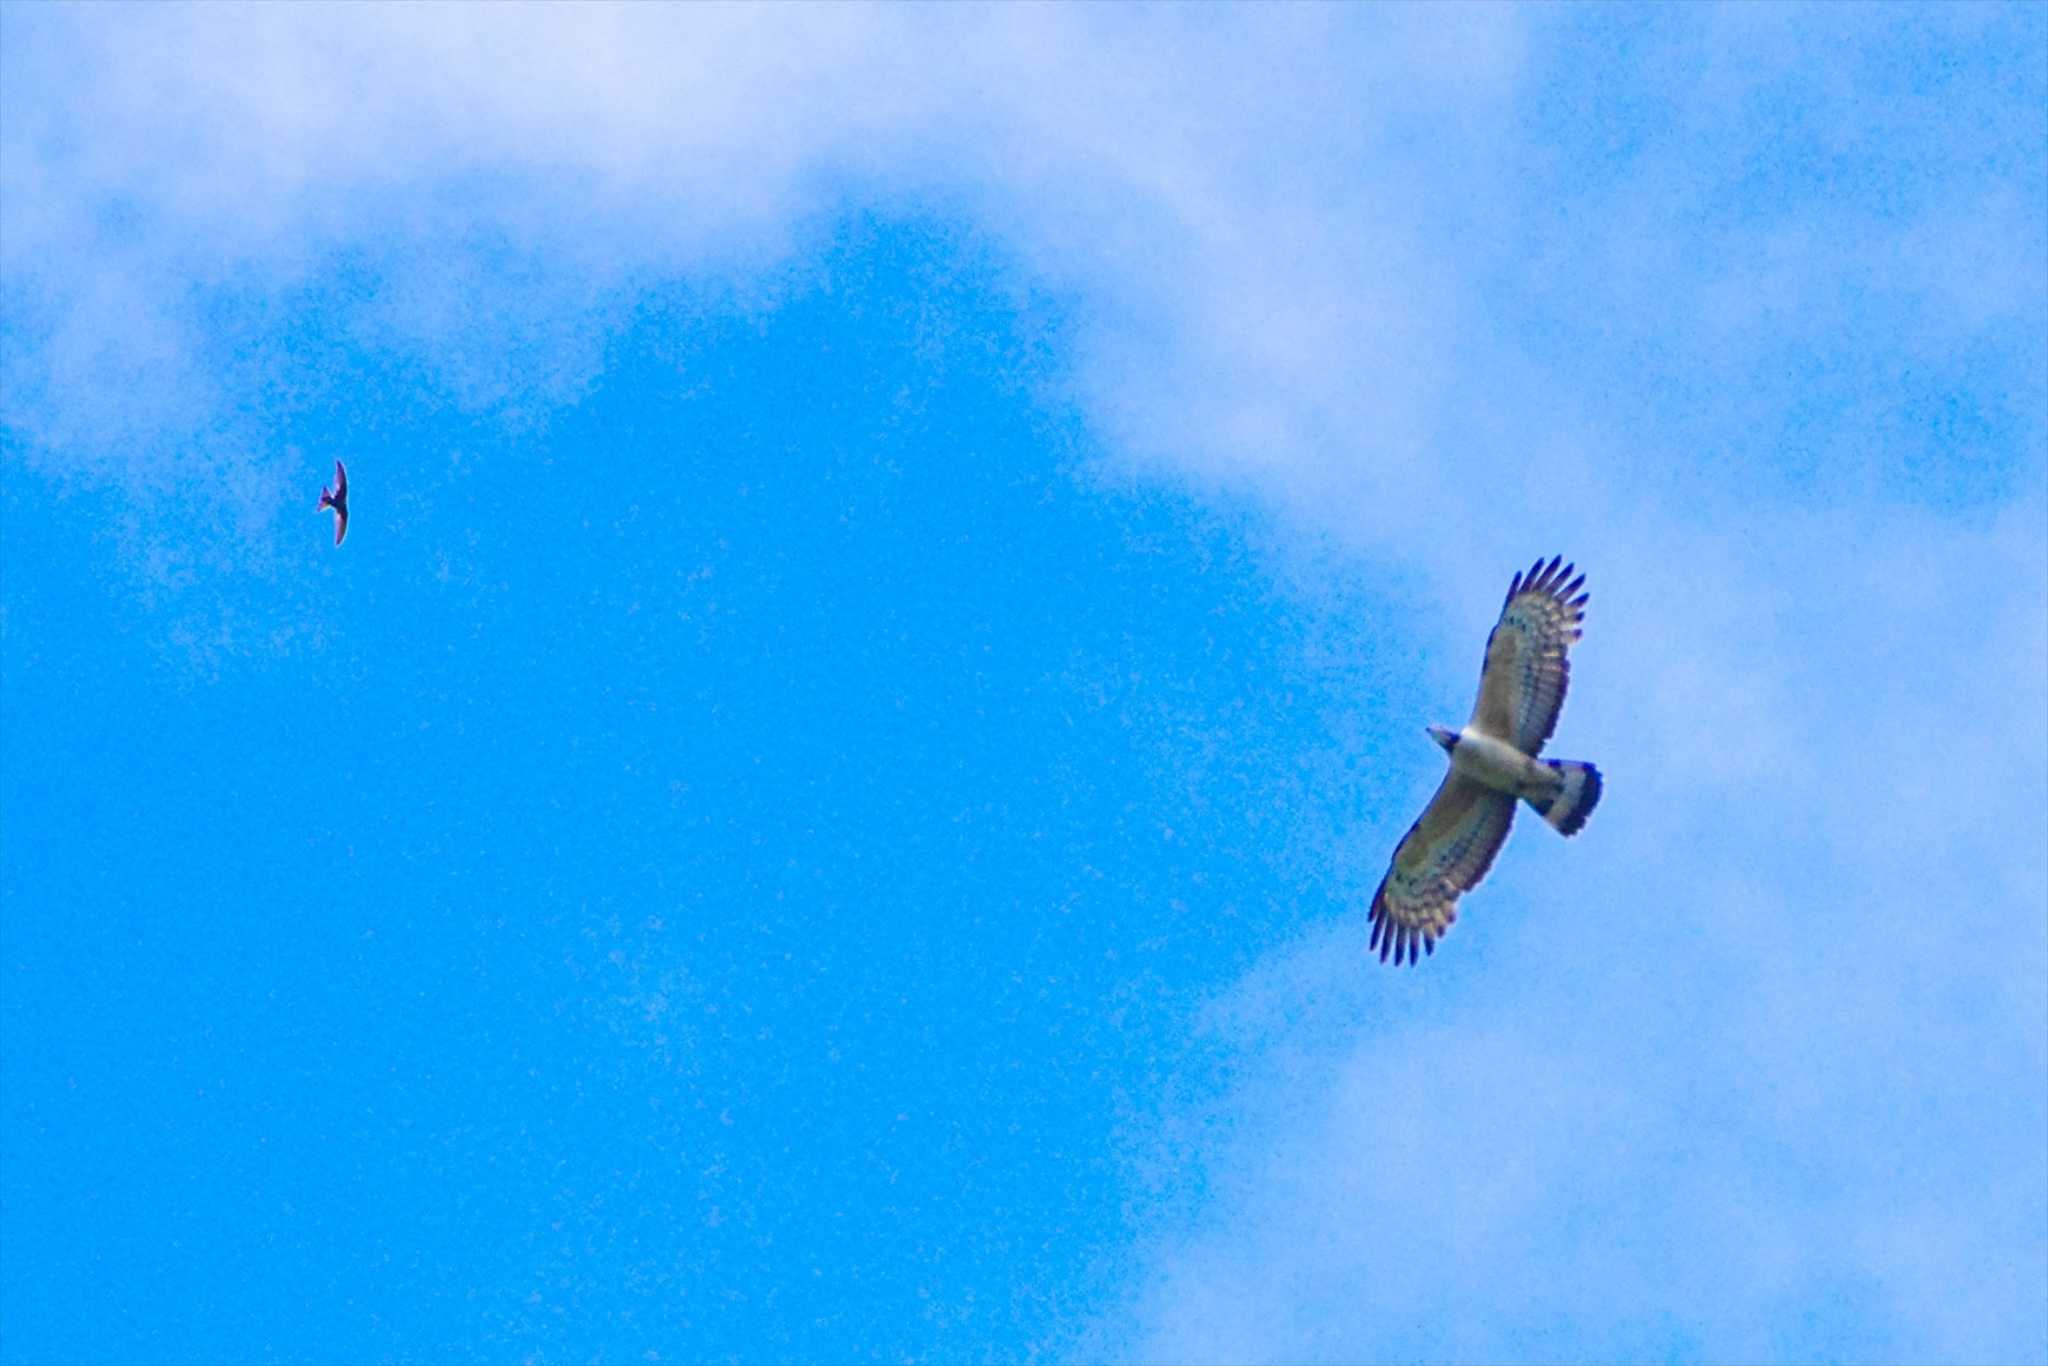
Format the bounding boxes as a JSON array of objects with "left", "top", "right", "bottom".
[
  {"left": 1369, "top": 774, "right": 1516, "bottom": 964},
  {"left": 333, "top": 460, "right": 348, "bottom": 500},
  {"left": 333, "top": 503, "right": 348, "bottom": 546},
  {"left": 1468, "top": 555, "right": 1587, "bottom": 756}
]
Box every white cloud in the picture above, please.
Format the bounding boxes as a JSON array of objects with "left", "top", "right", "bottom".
[{"left": 1078, "top": 495, "right": 2047, "bottom": 1363}]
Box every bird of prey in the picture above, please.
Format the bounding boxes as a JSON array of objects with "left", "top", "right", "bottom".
[
  {"left": 317, "top": 460, "right": 349, "bottom": 546},
  {"left": 1369, "top": 556, "right": 1602, "bottom": 965}
]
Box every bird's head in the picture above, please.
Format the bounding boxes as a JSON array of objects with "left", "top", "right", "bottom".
[{"left": 1426, "top": 725, "right": 1459, "bottom": 752}]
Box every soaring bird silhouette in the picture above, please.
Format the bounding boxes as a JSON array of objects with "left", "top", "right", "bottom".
[
  {"left": 317, "top": 460, "right": 349, "bottom": 546},
  {"left": 1367, "top": 556, "right": 1602, "bottom": 964}
]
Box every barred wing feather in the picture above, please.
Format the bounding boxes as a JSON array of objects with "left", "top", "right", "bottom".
[
  {"left": 1470, "top": 555, "right": 1588, "bottom": 756},
  {"left": 1368, "top": 774, "right": 1516, "bottom": 965}
]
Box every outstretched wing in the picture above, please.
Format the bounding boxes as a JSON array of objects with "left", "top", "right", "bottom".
[
  {"left": 1469, "top": 555, "right": 1587, "bottom": 756},
  {"left": 1369, "top": 774, "right": 1516, "bottom": 965},
  {"left": 333, "top": 460, "right": 348, "bottom": 500},
  {"left": 332, "top": 503, "right": 348, "bottom": 546}
]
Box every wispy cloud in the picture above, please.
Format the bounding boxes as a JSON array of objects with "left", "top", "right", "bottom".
[
  {"left": 7, "top": 6, "right": 2037, "bottom": 523},
  {"left": 1082, "top": 502, "right": 2046, "bottom": 1365}
]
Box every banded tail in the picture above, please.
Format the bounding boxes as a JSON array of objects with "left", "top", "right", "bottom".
[{"left": 1531, "top": 760, "right": 1601, "bottom": 836}]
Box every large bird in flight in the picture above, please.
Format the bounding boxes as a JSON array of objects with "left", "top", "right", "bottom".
[
  {"left": 1369, "top": 556, "right": 1602, "bottom": 965},
  {"left": 317, "top": 460, "right": 348, "bottom": 546}
]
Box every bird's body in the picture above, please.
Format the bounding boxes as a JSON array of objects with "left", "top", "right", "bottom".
[
  {"left": 318, "top": 460, "right": 349, "bottom": 546},
  {"left": 1437, "top": 725, "right": 1551, "bottom": 799},
  {"left": 1370, "top": 557, "right": 1602, "bottom": 964}
]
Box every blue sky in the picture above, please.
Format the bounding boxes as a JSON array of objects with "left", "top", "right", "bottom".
[{"left": 2, "top": 6, "right": 2043, "bottom": 1365}]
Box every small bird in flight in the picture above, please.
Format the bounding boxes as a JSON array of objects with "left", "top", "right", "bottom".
[
  {"left": 317, "top": 460, "right": 348, "bottom": 546},
  {"left": 1369, "top": 556, "right": 1603, "bottom": 965}
]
